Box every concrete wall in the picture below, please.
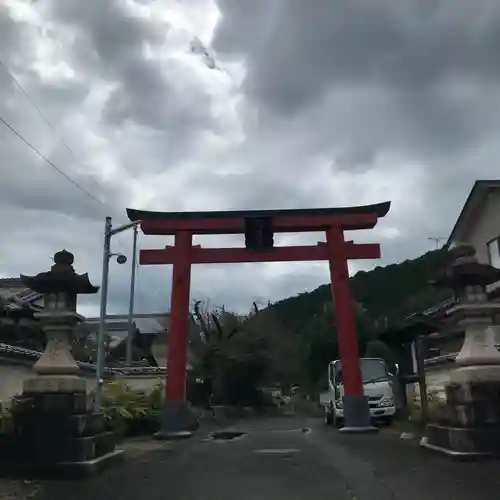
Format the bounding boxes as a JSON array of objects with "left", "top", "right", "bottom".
[
  {"left": 113, "top": 374, "right": 164, "bottom": 393},
  {"left": 0, "top": 362, "right": 164, "bottom": 406}
]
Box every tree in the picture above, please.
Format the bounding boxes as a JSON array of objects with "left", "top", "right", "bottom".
[
  {"left": 240, "top": 304, "right": 305, "bottom": 392},
  {"left": 188, "top": 300, "right": 270, "bottom": 406},
  {"left": 295, "top": 300, "right": 373, "bottom": 392},
  {"left": 364, "top": 339, "right": 398, "bottom": 370}
]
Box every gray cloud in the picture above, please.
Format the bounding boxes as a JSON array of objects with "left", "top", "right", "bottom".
[
  {"left": 1, "top": 0, "right": 498, "bottom": 321},
  {"left": 213, "top": 0, "right": 500, "bottom": 165},
  {"left": 209, "top": 0, "right": 500, "bottom": 269},
  {"left": 44, "top": 0, "right": 222, "bottom": 171}
]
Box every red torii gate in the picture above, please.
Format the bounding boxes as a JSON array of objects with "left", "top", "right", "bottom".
[{"left": 126, "top": 202, "right": 390, "bottom": 436}]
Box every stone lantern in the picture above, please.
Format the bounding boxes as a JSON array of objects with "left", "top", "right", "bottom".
[
  {"left": 423, "top": 243, "right": 500, "bottom": 457},
  {"left": 21, "top": 249, "right": 99, "bottom": 394},
  {"left": 5, "top": 250, "right": 124, "bottom": 475}
]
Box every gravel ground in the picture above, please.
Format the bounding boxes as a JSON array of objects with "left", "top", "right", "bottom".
[
  {"left": 10, "top": 417, "right": 500, "bottom": 500},
  {"left": 0, "top": 480, "right": 41, "bottom": 500},
  {"left": 0, "top": 437, "right": 168, "bottom": 499}
]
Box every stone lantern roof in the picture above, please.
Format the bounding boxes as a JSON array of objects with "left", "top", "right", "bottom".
[
  {"left": 432, "top": 243, "right": 500, "bottom": 290},
  {"left": 20, "top": 250, "right": 99, "bottom": 295}
]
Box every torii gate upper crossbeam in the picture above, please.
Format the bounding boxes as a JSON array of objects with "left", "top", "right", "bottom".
[{"left": 129, "top": 203, "right": 389, "bottom": 235}]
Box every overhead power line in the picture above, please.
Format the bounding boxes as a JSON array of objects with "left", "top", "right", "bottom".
[
  {"left": 0, "top": 59, "right": 165, "bottom": 306},
  {"left": 0, "top": 115, "right": 105, "bottom": 206}
]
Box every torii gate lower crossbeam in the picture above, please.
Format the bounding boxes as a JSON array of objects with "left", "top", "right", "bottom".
[{"left": 127, "top": 202, "right": 391, "bottom": 437}]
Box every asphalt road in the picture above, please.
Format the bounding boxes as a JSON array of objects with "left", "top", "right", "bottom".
[{"left": 40, "top": 417, "right": 500, "bottom": 500}]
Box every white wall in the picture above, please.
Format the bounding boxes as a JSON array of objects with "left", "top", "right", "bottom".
[
  {"left": 406, "top": 364, "right": 452, "bottom": 403},
  {"left": 0, "top": 363, "right": 164, "bottom": 406},
  {"left": 0, "top": 364, "right": 33, "bottom": 403},
  {"left": 113, "top": 374, "right": 164, "bottom": 393}
]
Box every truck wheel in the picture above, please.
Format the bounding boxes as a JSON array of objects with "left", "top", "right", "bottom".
[
  {"left": 324, "top": 406, "right": 333, "bottom": 425},
  {"left": 381, "top": 416, "right": 393, "bottom": 427}
]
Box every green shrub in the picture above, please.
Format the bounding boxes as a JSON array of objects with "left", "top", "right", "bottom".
[
  {"left": 100, "top": 380, "right": 162, "bottom": 437},
  {"left": 0, "top": 382, "right": 165, "bottom": 439}
]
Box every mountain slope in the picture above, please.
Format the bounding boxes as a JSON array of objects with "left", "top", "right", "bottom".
[{"left": 268, "top": 248, "right": 454, "bottom": 333}]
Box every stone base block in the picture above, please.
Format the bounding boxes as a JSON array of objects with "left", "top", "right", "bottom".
[
  {"left": 22, "top": 412, "right": 105, "bottom": 438},
  {"left": 440, "top": 380, "right": 500, "bottom": 428},
  {"left": 21, "top": 391, "right": 88, "bottom": 414},
  {"left": 446, "top": 380, "right": 500, "bottom": 406},
  {"left": 426, "top": 424, "right": 500, "bottom": 458},
  {"left": 34, "top": 432, "right": 115, "bottom": 463},
  {"left": 23, "top": 376, "right": 86, "bottom": 394},
  {"left": 0, "top": 386, "right": 122, "bottom": 477},
  {"left": 422, "top": 440, "right": 493, "bottom": 461},
  {"left": 0, "top": 431, "right": 116, "bottom": 464},
  {"left": 154, "top": 401, "right": 199, "bottom": 440}
]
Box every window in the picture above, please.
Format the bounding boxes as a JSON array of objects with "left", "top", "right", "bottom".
[
  {"left": 332, "top": 359, "right": 389, "bottom": 385},
  {"left": 487, "top": 238, "right": 500, "bottom": 268}
]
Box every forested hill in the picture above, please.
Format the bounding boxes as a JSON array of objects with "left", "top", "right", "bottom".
[
  {"left": 267, "top": 248, "right": 454, "bottom": 334},
  {"left": 189, "top": 248, "right": 456, "bottom": 393}
]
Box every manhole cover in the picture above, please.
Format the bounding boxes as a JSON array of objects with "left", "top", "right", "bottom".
[{"left": 208, "top": 430, "right": 246, "bottom": 441}]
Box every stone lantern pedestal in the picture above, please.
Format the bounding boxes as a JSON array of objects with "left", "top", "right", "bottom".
[
  {"left": 423, "top": 244, "right": 500, "bottom": 458},
  {"left": 0, "top": 251, "right": 123, "bottom": 477}
]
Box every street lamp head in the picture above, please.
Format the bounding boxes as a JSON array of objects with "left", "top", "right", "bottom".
[{"left": 116, "top": 254, "right": 127, "bottom": 265}]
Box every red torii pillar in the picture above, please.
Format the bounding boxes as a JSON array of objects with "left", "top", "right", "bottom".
[
  {"left": 127, "top": 202, "right": 390, "bottom": 436},
  {"left": 165, "top": 231, "right": 192, "bottom": 403}
]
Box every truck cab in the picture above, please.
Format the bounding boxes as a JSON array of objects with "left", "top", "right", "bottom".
[{"left": 324, "top": 357, "right": 397, "bottom": 428}]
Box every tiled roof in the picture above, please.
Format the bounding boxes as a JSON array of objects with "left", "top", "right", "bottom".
[
  {"left": 81, "top": 316, "right": 166, "bottom": 350},
  {"left": 0, "top": 278, "right": 43, "bottom": 312},
  {"left": 0, "top": 342, "right": 168, "bottom": 376},
  {"left": 0, "top": 278, "right": 23, "bottom": 288}
]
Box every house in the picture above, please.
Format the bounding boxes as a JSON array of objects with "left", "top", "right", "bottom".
[
  {"left": 379, "top": 298, "right": 459, "bottom": 401},
  {"left": 0, "top": 277, "right": 44, "bottom": 313},
  {"left": 0, "top": 278, "right": 46, "bottom": 351},
  {"left": 0, "top": 304, "right": 169, "bottom": 404},
  {"left": 446, "top": 180, "right": 500, "bottom": 267},
  {"left": 81, "top": 313, "right": 170, "bottom": 367},
  {"left": 380, "top": 180, "right": 500, "bottom": 401},
  {"left": 0, "top": 276, "right": 176, "bottom": 366}
]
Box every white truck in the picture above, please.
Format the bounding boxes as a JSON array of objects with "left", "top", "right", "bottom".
[{"left": 323, "top": 357, "right": 398, "bottom": 428}]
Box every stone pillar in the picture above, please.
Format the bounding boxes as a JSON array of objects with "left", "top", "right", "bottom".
[
  {"left": 423, "top": 244, "right": 500, "bottom": 458},
  {"left": 1, "top": 250, "right": 124, "bottom": 476},
  {"left": 23, "top": 310, "right": 86, "bottom": 394}
]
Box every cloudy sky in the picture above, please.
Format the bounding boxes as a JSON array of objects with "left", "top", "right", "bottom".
[{"left": 1, "top": 0, "right": 499, "bottom": 317}]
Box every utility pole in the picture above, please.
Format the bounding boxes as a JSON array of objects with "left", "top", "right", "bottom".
[
  {"left": 126, "top": 224, "right": 139, "bottom": 366},
  {"left": 94, "top": 217, "right": 141, "bottom": 413},
  {"left": 428, "top": 236, "right": 446, "bottom": 250},
  {"left": 95, "top": 217, "right": 113, "bottom": 413}
]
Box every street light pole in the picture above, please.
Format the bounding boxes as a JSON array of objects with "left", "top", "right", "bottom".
[
  {"left": 126, "top": 224, "right": 138, "bottom": 366},
  {"left": 94, "top": 216, "right": 112, "bottom": 412},
  {"left": 93, "top": 217, "right": 141, "bottom": 412}
]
